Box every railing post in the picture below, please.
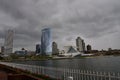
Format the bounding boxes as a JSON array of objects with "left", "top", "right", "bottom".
[
  {"left": 93, "top": 71, "right": 96, "bottom": 80},
  {"left": 104, "top": 72, "right": 106, "bottom": 80},
  {"left": 81, "top": 70, "right": 83, "bottom": 80},
  {"left": 63, "top": 69, "right": 66, "bottom": 80},
  {"left": 117, "top": 73, "right": 120, "bottom": 79},
  {"left": 87, "top": 70, "right": 89, "bottom": 80},
  {"left": 96, "top": 71, "right": 98, "bottom": 80},
  {"left": 108, "top": 72, "right": 111, "bottom": 80},
  {"left": 89, "top": 70, "right": 92, "bottom": 80}
]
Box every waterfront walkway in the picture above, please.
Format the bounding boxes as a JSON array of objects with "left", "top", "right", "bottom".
[
  {"left": 0, "top": 63, "right": 43, "bottom": 80},
  {"left": 0, "top": 62, "right": 120, "bottom": 80},
  {"left": 0, "top": 71, "right": 7, "bottom": 80}
]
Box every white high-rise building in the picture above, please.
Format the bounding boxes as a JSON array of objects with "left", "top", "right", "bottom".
[
  {"left": 76, "top": 37, "right": 85, "bottom": 52},
  {"left": 4, "top": 29, "right": 14, "bottom": 55}
]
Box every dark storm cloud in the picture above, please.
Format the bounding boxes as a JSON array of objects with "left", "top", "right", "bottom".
[
  {"left": 0, "top": 0, "right": 37, "bottom": 29},
  {"left": 0, "top": 0, "right": 120, "bottom": 50}
]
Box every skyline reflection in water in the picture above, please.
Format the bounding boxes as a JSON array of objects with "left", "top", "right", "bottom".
[{"left": 13, "top": 56, "right": 120, "bottom": 73}]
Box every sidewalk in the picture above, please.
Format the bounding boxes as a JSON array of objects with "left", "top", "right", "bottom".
[
  {"left": 0, "top": 64, "right": 43, "bottom": 80},
  {"left": 0, "top": 71, "right": 7, "bottom": 80}
]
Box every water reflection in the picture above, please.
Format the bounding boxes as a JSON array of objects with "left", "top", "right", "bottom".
[{"left": 13, "top": 56, "right": 120, "bottom": 73}]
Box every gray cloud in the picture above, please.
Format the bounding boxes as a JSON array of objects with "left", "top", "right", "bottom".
[{"left": 0, "top": 0, "right": 120, "bottom": 51}]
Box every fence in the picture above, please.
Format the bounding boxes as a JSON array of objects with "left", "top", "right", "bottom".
[{"left": 0, "top": 62, "right": 120, "bottom": 80}]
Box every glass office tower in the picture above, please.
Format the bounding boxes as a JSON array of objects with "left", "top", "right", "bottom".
[
  {"left": 4, "top": 29, "right": 14, "bottom": 55},
  {"left": 41, "top": 28, "right": 52, "bottom": 55}
]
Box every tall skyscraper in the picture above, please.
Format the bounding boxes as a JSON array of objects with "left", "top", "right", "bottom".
[
  {"left": 41, "top": 28, "right": 52, "bottom": 55},
  {"left": 76, "top": 37, "right": 85, "bottom": 52},
  {"left": 82, "top": 40, "right": 85, "bottom": 52},
  {"left": 87, "top": 44, "right": 92, "bottom": 51},
  {"left": 4, "top": 29, "right": 14, "bottom": 55},
  {"left": 52, "top": 42, "right": 59, "bottom": 55},
  {"left": 36, "top": 44, "right": 41, "bottom": 54},
  {"left": 1, "top": 46, "right": 5, "bottom": 54}
]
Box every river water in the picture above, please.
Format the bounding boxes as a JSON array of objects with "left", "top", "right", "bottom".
[{"left": 13, "top": 56, "right": 120, "bottom": 73}]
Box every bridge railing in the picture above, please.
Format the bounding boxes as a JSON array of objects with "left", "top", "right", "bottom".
[{"left": 0, "top": 62, "right": 120, "bottom": 80}]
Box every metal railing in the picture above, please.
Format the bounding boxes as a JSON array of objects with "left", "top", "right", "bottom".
[{"left": 0, "top": 62, "right": 120, "bottom": 80}]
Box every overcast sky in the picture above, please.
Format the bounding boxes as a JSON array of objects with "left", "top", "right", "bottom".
[{"left": 0, "top": 0, "right": 120, "bottom": 51}]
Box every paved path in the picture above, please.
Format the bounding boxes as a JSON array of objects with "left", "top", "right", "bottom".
[
  {"left": 0, "top": 64, "right": 43, "bottom": 80},
  {"left": 0, "top": 71, "right": 7, "bottom": 80}
]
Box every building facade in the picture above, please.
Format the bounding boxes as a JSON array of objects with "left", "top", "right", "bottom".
[
  {"left": 87, "top": 44, "right": 92, "bottom": 51},
  {"left": 58, "top": 46, "right": 80, "bottom": 57},
  {"left": 1, "top": 46, "right": 5, "bottom": 54},
  {"left": 36, "top": 44, "right": 41, "bottom": 54},
  {"left": 52, "top": 42, "right": 59, "bottom": 55},
  {"left": 4, "top": 29, "right": 14, "bottom": 55},
  {"left": 41, "top": 28, "right": 52, "bottom": 55},
  {"left": 76, "top": 37, "right": 85, "bottom": 52},
  {"left": 64, "top": 46, "right": 78, "bottom": 54},
  {"left": 82, "top": 40, "right": 85, "bottom": 52}
]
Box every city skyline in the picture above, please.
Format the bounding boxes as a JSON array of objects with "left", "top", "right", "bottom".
[{"left": 0, "top": 0, "right": 120, "bottom": 51}]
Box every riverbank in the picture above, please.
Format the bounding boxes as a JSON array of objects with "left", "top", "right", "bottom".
[
  {"left": 1, "top": 55, "right": 96, "bottom": 62},
  {"left": 1, "top": 55, "right": 119, "bottom": 62}
]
